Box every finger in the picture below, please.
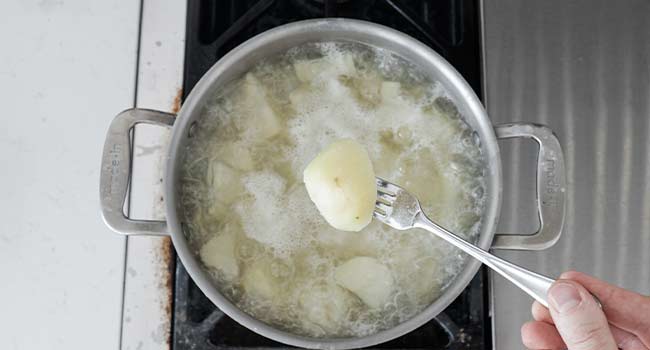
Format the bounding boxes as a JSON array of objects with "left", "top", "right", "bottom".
[
  {"left": 521, "top": 321, "right": 566, "bottom": 349},
  {"left": 561, "top": 270, "right": 650, "bottom": 346},
  {"left": 548, "top": 280, "right": 618, "bottom": 350},
  {"left": 532, "top": 300, "right": 553, "bottom": 324},
  {"left": 610, "top": 327, "right": 649, "bottom": 350}
]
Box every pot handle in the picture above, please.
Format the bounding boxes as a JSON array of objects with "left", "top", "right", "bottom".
[
  {"left": 100, "top": 108, "right": 175, "bottom": 236},
  {"left": 492, "top": 123, "right": 566, "bottom": 250}
]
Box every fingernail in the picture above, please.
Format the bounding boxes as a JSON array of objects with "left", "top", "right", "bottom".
[{"left": 549, "top": 282, "right": 582, "bottom": 313}]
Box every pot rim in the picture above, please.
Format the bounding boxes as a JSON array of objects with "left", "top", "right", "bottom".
[{"left": 165, "top": 18, "right": 502, "bottom": 349}]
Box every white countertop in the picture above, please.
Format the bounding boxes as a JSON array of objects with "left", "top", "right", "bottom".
[{"left": 0, "top": 1, "right": 140, "bottom": 348}]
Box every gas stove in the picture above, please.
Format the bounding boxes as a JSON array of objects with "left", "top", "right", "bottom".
[
  {"left": 173, "top": 0, "right": 490, "bottom": 349},
  {"left": 122, "top": 1, "right": 650, "bottom": 349}
]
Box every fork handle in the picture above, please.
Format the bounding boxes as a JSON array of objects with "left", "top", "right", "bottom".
[{"left": 413, "top": 212, "right": 554, "bottom": 308}]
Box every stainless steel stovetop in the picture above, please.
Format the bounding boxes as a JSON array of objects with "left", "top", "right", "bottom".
[{"left": 483, "top": 1, "right": 650, "bottom": 348}]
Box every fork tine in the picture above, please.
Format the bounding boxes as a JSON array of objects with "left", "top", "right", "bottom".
[
  {"left": 375, "top": 201, "right": 391, "bottom": 213},
  {"left": 375, "top": 177, "right": 388, "bottom": 187},
  {"left": 377, "top": 191, "right": 395, "bottom": 203},
  {"left": 376, "top": 177, "right": 400, "bottom": 194},
  {"left": 373, "top": 177, "right": 422, "bottom": 230}
]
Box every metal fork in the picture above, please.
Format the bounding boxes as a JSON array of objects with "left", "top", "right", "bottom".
[{"left": 374, "top": 177, "right": 555, "bottom": 308}]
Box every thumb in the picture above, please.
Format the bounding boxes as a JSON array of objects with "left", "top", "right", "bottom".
[{"left": 548, "top": 280, "right": 617, "bottom": 350}]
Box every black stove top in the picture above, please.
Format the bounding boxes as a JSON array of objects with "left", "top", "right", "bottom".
[{"left": 175, "top": 0, "right": 490, "bottom": 349}]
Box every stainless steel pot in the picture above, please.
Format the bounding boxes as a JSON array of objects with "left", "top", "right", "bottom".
[{"left": 100, "top": 19, "right": 566, "bottom": 349}]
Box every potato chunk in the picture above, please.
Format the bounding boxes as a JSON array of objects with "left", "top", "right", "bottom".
[
  {"left": 303, "top": 139, "right": 376, "bottom": 232},
  {"left": 335, "top": 256, "right": 393, "bottom": 308},
  {"left": 293, "top": 54, "right": 356, "bottom": 83},
  {"left": 240, "top": 73, "right": 282, "bottom": 140},
  {"left": 217, "top": 141, "right": 255, "bottom": 171},
  {"left": 298, "top": 283, "right": 351, "bottom": 334},
  {"left": 380, "top": 81, "right": 401, "bottom": 100},
  {"left": 200, "top": 232, "right": 239, "bottom": 280},
  {"left": 207, "top": 161, "right": 242, "bottom": 204},
  {"left": 241, "top": 260, "right": 280, "bottom": 301}
]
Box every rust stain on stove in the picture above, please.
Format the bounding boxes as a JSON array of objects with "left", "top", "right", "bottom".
[
  {"left": 160, "top": 236, "right": 174, "bottom": 316},
  {"left": 171, "top": 88, "right": 183, "bottom": 114},
  {"left": 157, "top": 236, "right": 175, "bottom": 348}
]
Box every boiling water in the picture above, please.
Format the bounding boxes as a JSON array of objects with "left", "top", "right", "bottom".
[{"left": 180, "top": 42, "right": 486, "bottom": 338}]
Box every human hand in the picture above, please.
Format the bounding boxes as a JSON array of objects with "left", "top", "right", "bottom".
[{"left": 521, "top": 271, "right": 650, "bottom": 350}]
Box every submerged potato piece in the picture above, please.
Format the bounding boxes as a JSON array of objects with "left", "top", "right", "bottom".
[
  {"left": 335, "top": 256, "right": 394, "bottom": 308},
  {"left": 241, "top": 260, "right": 280, "bottom": 301},
  {"left": 303, "top": 139, "right": 376, "bottom": 232},
  {"left": 218, "top": 141, "right": 255, "bottom": 171},
  {"left": 355, "top": 75, "right": 382, "bottom": 104},
  {"left": 241, "top": 73, "right": 282, "bottom": 139},
  {"left": 294, "top": 59, "right": 324, "bottom": 83},
  {"left": 200, "top": 232, "right": 239, "bottom": 280},
  {"left": 207, "top": 161, "right": 243, "bottom": 204},
  {"left": 397, "top": 148, "right": 461, "bottom": 227},
  {"left": 288, "top": 86, "right": 311, "bottom": 109},
  {"left": 293, "top": 54, "right": 356, "bottom": 83},
  {"left": 235, "top": 171, "right": 304, "bottom": 253},
  {"left": 299, "top": 283, "right": 351, "bottom": 334},
  {"left": 381, "top": 81, "right": 401, "bottom": 100},
  {"left": 388, "top": 234, "right": 441, "bottom": 302}
]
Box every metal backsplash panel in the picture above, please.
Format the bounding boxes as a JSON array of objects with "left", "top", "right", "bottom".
[{"left": 483, "top": 0, "right": 650, "bottom": 348}]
